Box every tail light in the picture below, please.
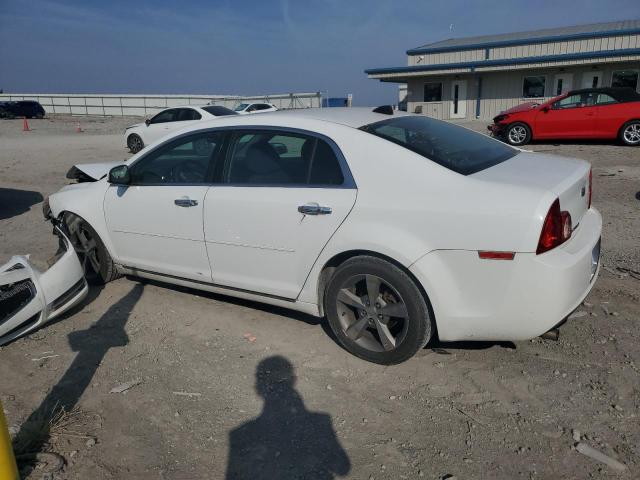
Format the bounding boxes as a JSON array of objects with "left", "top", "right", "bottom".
[
  {"left": 536, "top": 199, "right": 572, "bottom": 254},
  {"left": 588, "top": 168, "right": 592, "bottom": 209}
]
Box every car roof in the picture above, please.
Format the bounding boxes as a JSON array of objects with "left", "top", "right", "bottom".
[
  {"left": 263, "top": 107, "right": 410, "bottom": 128},
  {"left": 567, "top": 87, "right": 640, "bottom": 102}
]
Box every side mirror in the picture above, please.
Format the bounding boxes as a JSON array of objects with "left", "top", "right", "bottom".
[
  {"left": 108, "top": 165, "right": 131, "bottom": 185},
  {"left": 145, "top": 118, "right": 151, "bottom": 126},
  {"left": 541, "top": 106, "right": 550, "bottom": 113}
]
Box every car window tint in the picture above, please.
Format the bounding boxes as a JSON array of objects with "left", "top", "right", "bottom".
[
  {"left": 202, "top": 106, "right": 237, "bottom": 116},
  {"left": 176, "top": 109, "right": 201, "bottom": 121},
  {"left": 594, "top": 93, "right": 617, "bottom": 105},
  {"left": 362, "top": 116, "right": 517, "bottom": 176},
  {"left": 308, "top": 140, "right": 344, "bottom": 185},
  {"left": 130, "top": 132, "right": 224, "bottom": 185},
  {"left": 554, "top": 94, "right": 584, "bottom": 109},
  {"left": 226, "top": 131, "right": 344, "bottom": 186},
  {"left": 234, "top": 103, "right": 249, "bottom": 112},
  {"left": 150, "top": 109, "right": 176, "bottom": 124}
]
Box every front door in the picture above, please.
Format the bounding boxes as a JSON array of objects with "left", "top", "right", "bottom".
[
  {"left": 535, "top": 92, "right": 597, "bottom": 138},
  {"left": 204, "top": 129, "right": 357, "bottom": 299},
  {"left": 553, "top": 74, "right": 573, "bottom": 96},
  {"left": 104, "top": 131, "right": 224, "bottom": 281},
  {"left": 449, "top": 80, "right": 467, "bottom": 119}
]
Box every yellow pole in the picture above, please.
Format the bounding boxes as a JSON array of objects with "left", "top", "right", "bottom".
[{"left": 0, "top": 400, "right": 19, "bottom": 480}]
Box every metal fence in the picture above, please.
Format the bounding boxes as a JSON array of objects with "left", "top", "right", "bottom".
[{"left": 0, "top": 92, "right": 323, "bottom": 117}]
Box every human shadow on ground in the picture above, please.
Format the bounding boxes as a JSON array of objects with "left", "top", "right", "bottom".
[
  {"left": 12, "top": 282, "right": 143, "bottom": 472},
  {"left": 0, "top": 188, "right": 43, "bottom": 220},
  {"left": 225, "top": 356, "right": 350, "bottom": 480}
]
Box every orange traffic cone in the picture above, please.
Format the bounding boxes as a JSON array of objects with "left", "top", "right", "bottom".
[
  {"left": 23, "top": 117, "right": 30, "bottom": 131},
  {"left": 75, "top": 122, "right": 82, "bottom": 133}
]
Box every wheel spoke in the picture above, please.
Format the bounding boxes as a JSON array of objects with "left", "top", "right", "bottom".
[
  {"left": 87, "top": 253, "right": 100, "bottom": 273},
  {"left": 379, "top": 301, "right": 408, "bottom": 318},
  {"left": 337, "top": 289, "right": 364, "bottom": 309},
  {"left": 365, "top": 275, "right": 381, "bottom": 304},
  {"left": 346, "top": 316, "right": 369, "bottom": 340},
  {"left": 374, "top": 318, "right": 396, "bottom": 351}
]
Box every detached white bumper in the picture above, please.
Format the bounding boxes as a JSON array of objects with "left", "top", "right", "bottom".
[
  {"left": 410, "top": 208, "right": 602, "bottom": 341},
  {"left": 0, "top": 228, "right": 88, "bottom": 345}
]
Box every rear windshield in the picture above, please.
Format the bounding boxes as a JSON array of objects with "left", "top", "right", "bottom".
[
  {"left": 361, "top": 116, "right": 517, "bottom": 175},
  {"left": 202, "top": 105, "right": 238, "bottom": 116}
]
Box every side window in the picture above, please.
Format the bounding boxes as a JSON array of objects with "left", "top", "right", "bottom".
[
  {"left": 226, "top": 131, "right": 344, "bottom": 186},
  {"left": 130, "top": 132, "right": 224, "bottom": 185},
  {"left": 594, "top": 93, "right": 617, "bottom": 106},
  {"left": 257, "top": 104, "right": 272, "bottom": 111},
  {"left": 177, "top": 108, "right": 202, "bottom": 121},
  {"left": 553, "top": 94, "right": 584, "bottom": 110},
  {"left": 246, "top": 105, "right": 257, "bottom": 112},
  {"left": 149, "top": 109, "right": 176, "bottom": 124}
]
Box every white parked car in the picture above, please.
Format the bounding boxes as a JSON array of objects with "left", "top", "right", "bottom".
[
  {"left": 44, "top": 107, "right": 601, "bottom": 364},
  {"left": 233, "top": 102, "right": 278, "bottom": 115},
  {"left": 124, "top": 105, "right": 237, "bottom": 153}
]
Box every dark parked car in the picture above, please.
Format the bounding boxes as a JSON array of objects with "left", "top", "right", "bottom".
[{"left": 0, "top": 100, "right": 46, "bottom": 119}]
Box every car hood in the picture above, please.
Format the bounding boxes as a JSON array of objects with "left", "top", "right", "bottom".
[
  {"left": 66, "top": 161, "right": 121, "bottom": 181},
  {"left": 501, "top": 102, "right": 540, "bottom": 115}
]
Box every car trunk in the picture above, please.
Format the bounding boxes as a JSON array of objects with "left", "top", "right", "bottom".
[{"left": 472, "top": 151, "right": 590, "bottom": 228}]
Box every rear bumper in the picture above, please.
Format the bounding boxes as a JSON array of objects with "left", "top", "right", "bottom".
[
  {"left": 410, "top": 208, "right": 602, "bottom": 341},
  {"left": 0, "top": 227, "right": 88, "bottom": 345}
]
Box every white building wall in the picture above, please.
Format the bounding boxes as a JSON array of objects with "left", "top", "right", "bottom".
[{"left": 405, "top": 61, "right": 640, "bottom": 120}]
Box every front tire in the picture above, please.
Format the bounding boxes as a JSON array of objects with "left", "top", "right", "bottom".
[
  {"left": 619, "top": 120, "right": 640, "bottom": 146},
  {"left": 505, "top": 122, "right": 531, "bottom": 146},
  {"left": 64, "top": 214, "right": 120, "bottom": 285},
  {"left": 324, "top": 256, "right": 433, "bottom": 365},
  {"left": 127, "top": 133, "right": 144, "bottom": 153}
]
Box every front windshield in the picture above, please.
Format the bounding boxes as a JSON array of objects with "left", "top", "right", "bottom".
[
  {"left": 234, "top": 103, "right": 249, "bottom": 111},
  {"left": 362, "top": 115, "right": 518, "bottom": 175}
]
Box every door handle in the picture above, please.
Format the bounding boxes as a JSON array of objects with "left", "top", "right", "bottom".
[
  {"left": 298, "top": 202, "right": 332, "bottom": 215},
  {"left": 174, "top": 198, "right": 198, "bottom": 207}
]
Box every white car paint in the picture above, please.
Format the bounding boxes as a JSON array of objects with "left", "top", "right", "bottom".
[
  {"left": 49, "top": 108, "right": 601, "bottom": 347},
  {"left": 124, "top": 105, "right": 235, "bottom": 152},
  {"left": 233, "top": 103, "right": 278, "bottom": 115},
  {"left": 0, "top": 227, "right": 88, "bottom": 345}
]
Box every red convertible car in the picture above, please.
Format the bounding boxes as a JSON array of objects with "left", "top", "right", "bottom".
[{"left": 488, "top": 87, "right": 640, "bottom": 146}]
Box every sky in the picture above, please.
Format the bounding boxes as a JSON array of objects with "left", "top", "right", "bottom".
[{"left": 1, "top": 0, "right": 640, "bottom": 105}]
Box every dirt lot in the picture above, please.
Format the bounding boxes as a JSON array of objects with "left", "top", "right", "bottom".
[{"left": 1, "top": 115, "right": 639, "bottom": 479}]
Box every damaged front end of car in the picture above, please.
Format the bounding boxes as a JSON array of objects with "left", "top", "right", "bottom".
[{"left": 0, "top": 224, "right": 88, "bottom": 346}]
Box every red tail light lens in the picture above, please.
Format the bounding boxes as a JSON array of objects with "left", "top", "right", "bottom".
[
  {"left": 588, "top": 168, "right": 592, "bottom": 209},
  {"left": 537, "top": 199, "right": 572, "bottom": 254}
]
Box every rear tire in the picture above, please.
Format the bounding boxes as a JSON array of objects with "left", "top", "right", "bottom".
[
  {"left": 64, "top": 214, "right": 120, "bottom": 285},
  {"left": 324, "top": 256, "right": 433, "bottom": 365},
  {"left": 619, "top": 120, "right": 640, "bottom": 146},
  {"left": 505, "top": 122, "right": 532, "bottom": 146},
  {"left": 127, "top": 133, "right": 144, "bottom": 153}
]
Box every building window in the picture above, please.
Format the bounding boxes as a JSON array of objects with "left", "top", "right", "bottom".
[
  {"left": 611, "top": 70, "right": 638, "bottom": 90},
  {"left": 423, "top": 82, "right": 442, "bottom": 102},
  {"left": 523, "top": 76, "right": 546, "bottom": 98}
]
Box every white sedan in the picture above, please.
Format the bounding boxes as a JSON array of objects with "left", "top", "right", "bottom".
[
  {"left": 233, "top": 102, "right": 278, "bottom": 115},
  {"left": 124, "top": 105, "right": 237, "bottom": 153},
  {"left": 46, "top": 107, "right": 601, "bottom": 364}
]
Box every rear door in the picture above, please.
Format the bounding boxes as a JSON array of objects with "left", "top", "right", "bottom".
[
  {"left": 592, "top": 92, "right": 625, "bottom": 138},
  {"left": 203, "top": 128, "right": 357, "bottom": 299},
  {"left": 535, "top": 93, "right": 597, "bottom": 138}
]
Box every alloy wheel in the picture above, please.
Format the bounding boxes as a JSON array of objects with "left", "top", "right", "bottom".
[
  {"left": 508, "top": 125, "right": 527, "bottom": 144},
  {"left": 76, "top": 225, "right": 101, "bottom": 277},
  {"left": 335, "top": 274, "right": 409, "bottom": 352},
  {"left": 129, "top": 135, "right": 143, "bottom": 153},
  {"left": 623, "top": 123, "right": 640, "bottom": 144}
]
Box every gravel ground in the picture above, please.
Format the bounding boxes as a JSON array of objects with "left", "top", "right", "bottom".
[{"left": 0, "top": 115, "right": 639, "bottom": 479}]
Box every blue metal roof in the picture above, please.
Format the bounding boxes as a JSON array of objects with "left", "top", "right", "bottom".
[
  {"left": 407, "top": 20, "right": 640, "bottom": 55},
  {"left": 366, "top": 48, "right": 640, "bottom": 76}
]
